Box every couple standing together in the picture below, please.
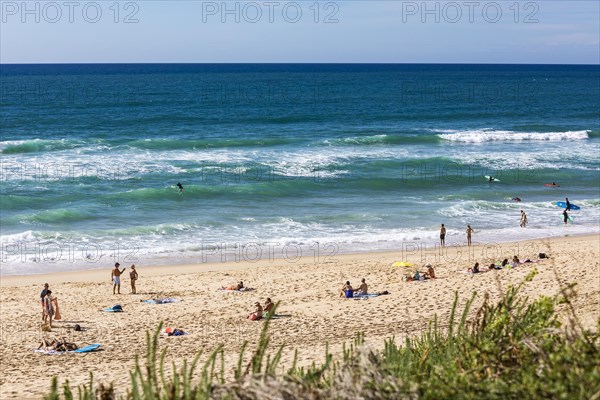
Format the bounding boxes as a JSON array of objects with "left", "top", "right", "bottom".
[{"left": 111, "top": 263, "right": 139, "bottom": 294}]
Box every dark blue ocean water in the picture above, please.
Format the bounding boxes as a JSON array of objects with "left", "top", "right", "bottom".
[{"left": 1, "top": 64, "right": 599, "bottom": 274}]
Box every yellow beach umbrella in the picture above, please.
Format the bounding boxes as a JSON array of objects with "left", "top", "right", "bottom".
[{"left": 393, "top": 261, "right": 413, "bottom": 267}]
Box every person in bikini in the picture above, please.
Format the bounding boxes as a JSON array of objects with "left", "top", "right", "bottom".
[
  {"left": 129, "top": 265, "right": 138, "bottom": 294},
  {"left": 248, "top": 302, "right": 263, "bottom": 320},
  {"left": 340, "top": 281, "right": 353, "bottom": 298}
]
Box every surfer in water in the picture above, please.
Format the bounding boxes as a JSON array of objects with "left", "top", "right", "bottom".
[
  {"left": 512, "top": 197, "right": 522, "bottom": 202},
  {"left": 563, "top": 209, "right": 569, "bottom": 225},
  {"left": 176, "top": 182, "right": 184, "bottom": 192},
  {"left": 488, "top": 176, "right": 495, "bottom": 182},
  {"left": 565, "top": 197, "right": 571, "bottom": 211}
]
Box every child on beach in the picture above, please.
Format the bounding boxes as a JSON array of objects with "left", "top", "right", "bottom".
[{"left": 129, "top": 265, "right": 138, "bottom": 294}]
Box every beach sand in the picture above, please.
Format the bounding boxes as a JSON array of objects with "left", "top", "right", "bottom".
[{"left": 1, "top": 234, "right": 598, "bottom": 399}]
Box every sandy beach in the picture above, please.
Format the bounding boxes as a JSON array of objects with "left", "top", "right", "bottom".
[{"left": 1, "top": 234, "right": 598, "bottom": 399}]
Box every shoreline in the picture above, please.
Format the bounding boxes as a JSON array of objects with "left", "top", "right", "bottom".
[{"left": 2, "top": 232, "right": 597, "bottom": 286}]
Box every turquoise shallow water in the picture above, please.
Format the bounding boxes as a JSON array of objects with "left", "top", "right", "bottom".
[{"left": 1, "top": 64, "right": 599, "bottom": 275}]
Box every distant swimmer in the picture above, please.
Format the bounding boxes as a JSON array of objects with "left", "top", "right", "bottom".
[
  {"left": 176, "top": 182, "right": 184, "bottom": 192},
  {"left": 544, "top": 182, "right": 560, "bottom": 187},
  {"left": 512, "top": 197, "right": 522, "bottom": 202}
]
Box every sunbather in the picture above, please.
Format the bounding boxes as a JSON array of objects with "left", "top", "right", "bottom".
[
  {"left": 264, "top": 298, "right": 274, "bottom": 317},
  {"left": 38, "top": 337, "right": 78, "bottom": 352},
  {"left": 354, "top": 278, "right": 368, "bottom": 295},
  {"left": 248, "top": 302, "right": 263, "bottom": 320},
  {"left": 510, "top": 256, "right": 520, "bottom": 268},
  {"left": 468, "top": 263, "right": 480, "bottom": 273},
  {"left": 224, "top": 281, "right": 244, "bottom": 291},
  {"left": 424, "top": 264, "right": 436, "bottom": 279},
  {"left": 340, "top": 281, "right": 353, "bottom": 298}
]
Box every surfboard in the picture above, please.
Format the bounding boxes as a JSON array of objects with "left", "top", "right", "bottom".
[
  {"left": 485, "top": 176, "right": 500, "bottom": 182},
  {"left": 72, "top": 344, "right": 101, "bottom": 353},
  {"left": 556, "top": 202, "right": 580, "bottom": 210},
  {"left": 544, "top": 183, "right": 560, "bottom": 187}
]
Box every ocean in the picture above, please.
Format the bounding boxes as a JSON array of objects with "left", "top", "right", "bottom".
[{"left": 1, "top": 64, "right": 599, "bottom": 275}]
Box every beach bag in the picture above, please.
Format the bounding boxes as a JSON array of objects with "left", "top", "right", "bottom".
[
  {"left": 112, "top": 304, "right": 123, "bottom": 311},
  {"left": 54, "top": 302, "right": 62, "bottom": 320},
  {"left": 539, "top": 253, "right": 547, "bottom": 259}
]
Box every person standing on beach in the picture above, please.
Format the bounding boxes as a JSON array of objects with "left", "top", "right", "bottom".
[
  {"left": 466, "top": 225, "right": 473, "bottom": 246},
  {"left": 42, "top": 290, "right": 55, "bottom": 328},
  {"left": 129, "top": 265, "right": 138, "bottom": 294},
  {"left": 563, "top": 209, "right": 569, "bottom": 225},
  {"left": 40, "top": 283, "right": 49, "bottom": 321},
  {"left": 440, "top": 224, "right": 446, "bottom": 247},
  {"left": 520, "top": 210, "right": 527, "bottom": 228},
  {"left": 111, "top": 263, "right": 126, "bottom": 294}
]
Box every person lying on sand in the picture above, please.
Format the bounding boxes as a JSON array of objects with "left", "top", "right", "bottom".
[
  {"left": 38, "top": 337, "right": 78, "bottom": 352},
  {"left": 354, "top": 278, "right": 368, "bottom": 295},
  {"left": 340, "top": 281, "right": 353, "bottom": 298},
  {"left": 248, "top": 302, "right": 263, "bottom": 320},
  {"left": 510, "top": 256, "right": 520, "bottom": 268},
  {"left": 468, "top": 263, "right": 480, "bottom": 273},
  {"left": 223, "top": 281, "right": 244, "bottom": 291}
]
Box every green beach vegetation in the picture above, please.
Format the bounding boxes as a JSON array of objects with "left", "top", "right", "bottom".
[{"left": 46, "top": 271, "right": 599, "bottom": 400}]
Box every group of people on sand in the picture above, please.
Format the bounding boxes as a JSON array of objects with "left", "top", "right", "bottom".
[
  {"left": 468, "top": 255, "right": 528, "bottom": 273},
  {"left": 405, "top": 264, "right": 436, "bottom": 282},
  {"left": 38, "top": 337, "right": 78, "bottom": 352},
  {"left": 247, "top": 297, "right": 274, "bottom": 320},
  {"left": 339, "top": 278, "right": 369, "bottom": 298},
  {"left": 111, "top": 263, "right": 139, "bottom": 294}
]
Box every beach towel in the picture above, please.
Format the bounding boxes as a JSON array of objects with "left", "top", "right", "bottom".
[
  {"left": 218, "top": 287, "right": 254, "bottom": 292},
  {"left": 142, "top": 298, "right": 180, "bottom": 304},
  {"left": 352, "top": 294, "right": 380, "bottom": 300},
  {"left": 54, "top": 299, "right": 61, "bottom": 320},
  {"left": 102, "top": 304, "right": 123, "bottom": 312}
]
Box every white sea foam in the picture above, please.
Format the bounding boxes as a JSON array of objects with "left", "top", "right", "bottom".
[{"left": 436, "top": 129, "right": 590, "bottom": 143}]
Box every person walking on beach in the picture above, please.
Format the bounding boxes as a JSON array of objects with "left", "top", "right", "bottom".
[
  {"left": 129, "top": 265, "right": 138, "bottom": 294},
  {"left": 466, "top": 225, "right": 473, "bottom": 246},
  {"left": 563, "top": 209, "right": 569, "bottom": 225},
  {"left": 440, "top": 224, "right": 446, "bottom": 247},
  {"left": 111, "top": 263, "right": 126, "bottom": 294},
  {"left": 40, "top": 283, "right": 49, "bottom": 321},
  {"left": 520, "top": 210, "right": 527, "bottom": 228}
]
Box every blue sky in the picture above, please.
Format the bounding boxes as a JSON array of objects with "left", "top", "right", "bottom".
[{"left": 1, "top": 1, "right": 599, "bottom": 63}]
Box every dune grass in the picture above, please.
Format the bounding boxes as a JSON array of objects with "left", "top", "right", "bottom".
[{"left": 45, "top": 270, "right": 600, "bottom": 399}]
